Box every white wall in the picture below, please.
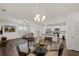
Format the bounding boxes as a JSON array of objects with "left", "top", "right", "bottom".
[
  {"left": 0, "top": 17, "right": 44, "bottom": 41},
  {"left": 0, "top": 19, "right": 22, "bottom": 40},
  {"left": 0, "top": 25, "right": 22, "bottom": 40},
  {"left": 66, "top": 11, "right": 79, "bottom": 51}
]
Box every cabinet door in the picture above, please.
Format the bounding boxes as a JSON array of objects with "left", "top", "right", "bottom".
[{"left": 67, "top": 12, "right": 79, "bottom": 51}]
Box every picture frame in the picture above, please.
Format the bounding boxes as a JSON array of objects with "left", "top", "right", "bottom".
[
  {"left": 0, "top": 26, "right": 3, "bottom": 35},
  {"left": 4, "top": 25, "right": 16, "bottom": 33}
]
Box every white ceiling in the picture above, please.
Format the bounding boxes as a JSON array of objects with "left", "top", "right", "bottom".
[{"left": 0, "top": 3, "right": 79, "bottom": 23}]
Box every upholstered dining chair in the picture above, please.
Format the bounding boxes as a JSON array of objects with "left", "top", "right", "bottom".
[
  {"left": 33, "top": 39, "right": 47, "bottom": 56},
  {"left": 14, "top": 38, "right": 28, "bottom": 56},
  {"left": 16, "top": 43, "right": 28, "bottom": 56}
]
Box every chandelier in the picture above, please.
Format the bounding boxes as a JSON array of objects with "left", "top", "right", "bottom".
[
  {"left": 34, "top": 14, "right": 46, "bottom": 22},
  {"left": 34, "top": 4, "right": 46, "bottom": 22}
]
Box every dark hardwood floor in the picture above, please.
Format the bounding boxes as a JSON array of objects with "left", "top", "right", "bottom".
[
  {"left": 0, "top": 38, "right": 79, "bottom": 56},
  {"left": 0, "top": 40, "right": 18, "bottom": 56}
]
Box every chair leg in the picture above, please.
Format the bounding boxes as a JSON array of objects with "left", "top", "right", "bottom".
[{"left": 58, "top": 50, "right": 63, "bottom": 56}]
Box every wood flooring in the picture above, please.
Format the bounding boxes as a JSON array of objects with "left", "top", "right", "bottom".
[{"left": 0, "top": 38, "right": 79, "bottom": 56}]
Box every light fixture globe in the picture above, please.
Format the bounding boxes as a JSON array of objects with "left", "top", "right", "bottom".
[
  {"left": 34, "top": 14, "right": 46, "bottom": 22},
  {"left": 42, "top": 15, "right": 46, "bottom": 21}
]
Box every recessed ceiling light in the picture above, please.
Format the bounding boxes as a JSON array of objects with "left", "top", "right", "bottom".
[{"left": 2, "top": 9, "right": 6, "bottom": 12}]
